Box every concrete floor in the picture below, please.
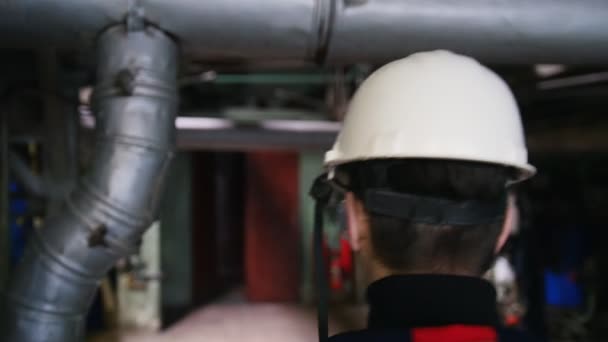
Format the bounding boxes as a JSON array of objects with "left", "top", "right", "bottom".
[{"left": 89, "top": 303, "right": 367, "bottom": 342}]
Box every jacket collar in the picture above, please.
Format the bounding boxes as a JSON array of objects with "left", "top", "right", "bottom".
[{"left": 367, "top": 274, "right": 499, "bottom": 329}]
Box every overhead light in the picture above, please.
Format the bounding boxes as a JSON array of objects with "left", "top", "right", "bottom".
[
  {"left": 534, "top": 64, "right": 566, "bottom": 78},
  {"left": 259, "top": 119, "right": 341, "bottom": 132},
  {"left": 175, "top": 117, "right": 235, "bottom": 130}
]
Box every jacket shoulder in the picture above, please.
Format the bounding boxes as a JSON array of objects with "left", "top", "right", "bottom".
[{"left": 329, "top": 328, "right": 540, "bottom": 342}]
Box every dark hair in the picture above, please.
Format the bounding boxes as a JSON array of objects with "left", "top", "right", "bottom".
[{"left": 339, "top": 159, "right": 514, "bottom": 275}]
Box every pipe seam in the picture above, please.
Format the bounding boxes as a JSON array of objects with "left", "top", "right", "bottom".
[{"left": 95, "top": 135, "right": 173, "bottom": 152}]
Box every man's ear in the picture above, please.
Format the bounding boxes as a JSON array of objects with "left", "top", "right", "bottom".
[
  {"left": 345, "top": 192, "right": 366, "bottom": 252},
  {"left": 496, "top": 193, "right": 518, "bottom": 253}
]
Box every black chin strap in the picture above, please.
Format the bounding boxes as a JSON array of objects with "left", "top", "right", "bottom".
[
  {"left": 310, "top": 176, "right": 333, "bottom": 342},
  {"left": 313, "top": 200, "right": 329, "bottom": 342}
]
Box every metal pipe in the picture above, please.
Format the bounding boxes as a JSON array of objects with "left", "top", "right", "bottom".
[
  {"left": 0, "top": 0, "right": 125, "bottom": 49},
  {"left": 145, "top": 0, "right": 322, "bottom": 62},
  {"left": 0, "top": 96, "right": 9, "bottom": 292},
  {"left": 537, "top": 71, "right": 608, "bottom": 90},
  {"left": 2, "top": 25, "right": 178, "bottom": 341},
  {"left": 173, "top": 117, "right": 338, "bottom": 151},
  {"left": 39, "top": 48, "right": 79, "bottom": 213},
  {"left": 325, "top": 0, "right": 608, "bottom": 64},
  {"left": 1, "top": 0, "right": 608, "bottom": 64},
  {"left": 177, "top": 127, "right": 336, "bottom": 151},
  {"left": 7, "top": 149, "right": 72, "bottom": 199}
]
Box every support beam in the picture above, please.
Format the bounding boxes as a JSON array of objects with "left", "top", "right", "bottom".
[
  {"left": 160, "top": 153, "right": 193, "bottom": 327},
  {"left": 39, "top": 49, "right": 77, "bottom": 213},
  {"left": 0, "top": 96, "right": 9, "bottom": 292},
  {"left": 177, "top": 128, "right": 336, "bottom": 151},
  {"left": 299, "top": 152, "right": 324, "bottom": 304}
]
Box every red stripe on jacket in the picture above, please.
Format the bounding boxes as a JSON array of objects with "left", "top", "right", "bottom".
[{"left": 412, "top": 325, "right": 498, "bottom": 342}]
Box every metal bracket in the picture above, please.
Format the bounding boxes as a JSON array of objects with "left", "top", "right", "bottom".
[{"left": 126, "top": 0, "right": 146, "bottom": 32}]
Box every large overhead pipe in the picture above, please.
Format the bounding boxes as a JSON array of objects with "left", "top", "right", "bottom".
[
  {"left": 1, "top": 0, "right": 608, "bottom": 64},
  {"left": 2, "top": 25, "right": 178, "bottom": 341},
  {"left": 324, "top": 0, "right": 608, "bottom": 64}
]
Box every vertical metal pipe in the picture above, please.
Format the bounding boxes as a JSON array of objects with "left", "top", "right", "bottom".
[
  {"left": 3, "top": 25, "right": 178, "bottom": 341},
  {"left": 39, "top": 49, "right": 77, "bottom": 213},
  {"left": 159, "top": 153, "right": 193, "bottom": 324},
  {"left": 299, "top": 152, "right": 325, "bottom": 304},
  {"left": 0, "top": 96, "right": 9, "bottom": 292}
]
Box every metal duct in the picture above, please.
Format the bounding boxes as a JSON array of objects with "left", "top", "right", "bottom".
[
  {"left": 325, "top": 0, "right": 608, "bottom": 64},
  {"left": 0, "top": 0, "right": 319, "bottom": 61},
  {"left": 1, "top": 0, "right": 608, "bottom": 64},
  {"left": 2, "top": 25, "right": 178, "bottom": 341},
  {"left": 145, "top": 0, "right": 322, "bottom": 62}
]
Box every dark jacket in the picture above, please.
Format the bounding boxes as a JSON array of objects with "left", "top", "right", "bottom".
[{"left": 330, "top": 275, "right": 538, "bottom": 342}]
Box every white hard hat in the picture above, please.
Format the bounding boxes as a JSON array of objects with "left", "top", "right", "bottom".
[{"left": 325, "top": 50, "right": 536, "bottom": 181}]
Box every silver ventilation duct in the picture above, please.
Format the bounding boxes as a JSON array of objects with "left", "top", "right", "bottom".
[
  {"left": 0, "top": 0, "right": 607, "bottom": 64},
  {"left": 3, "top": 25, "right": 178, "bottom": 341}
]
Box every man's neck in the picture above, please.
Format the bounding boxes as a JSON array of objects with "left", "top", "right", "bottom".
[{"left": 367, "top": 260, "right": 392, "bottom": 283}]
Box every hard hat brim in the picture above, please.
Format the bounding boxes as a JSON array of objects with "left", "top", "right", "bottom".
[{"left": 325, "top": 153, "right": 536, "bottom": 183}]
